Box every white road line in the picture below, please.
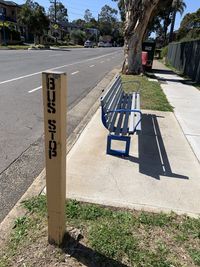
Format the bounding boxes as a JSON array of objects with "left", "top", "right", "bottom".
[
  {"left": 0, "top": 51, "right": 119, "bottom": 86},
  {"left": 0, "top": 71, "right": 41, "bottom": 85},
  {"left": 71, "top": 71, "right": 79, "bottom": 75},
  {"left": 89, "top": 65, "right": 95, "bottom": 68},
  {"left": 28, "top": 86, "right": 42, "bottom": 93}
]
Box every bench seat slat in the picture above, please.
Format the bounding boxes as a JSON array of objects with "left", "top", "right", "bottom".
[
  {"left": 101, "top": 76, "right": 121, "bottom": 107},
  {"left": 102, "top": 82, "right": 122, "bottom": 117},
  {"left": 114, "top": 93, "right": 130, "bottom": 136},
  {"left": 106, "top": 87, "right": 123, "bottom": 128},
  {"left": 129, "top": 93, "right": 141, "bottom": 133},
  {"left": 108, "top": 93, "right": 124, "bottom": 132},
  {"left": 121, "top": 93, "right": 132, "bottom": 135}
]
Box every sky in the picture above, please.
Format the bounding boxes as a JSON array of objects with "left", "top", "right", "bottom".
[{"left": 15, "top": 0, "right": 200, "bottom": 30}]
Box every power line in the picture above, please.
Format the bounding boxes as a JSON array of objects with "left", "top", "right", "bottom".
[
  {"left": 67, "top": 5, "right": 99, "bottom": 15},
  {"left": 68, "top": 11, "right": 85, "bottom": 17},
  {"left": 65, "top": 1, "right": 103, "bottom": 10}
]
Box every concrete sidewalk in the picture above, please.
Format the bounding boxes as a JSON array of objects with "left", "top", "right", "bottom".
[
  {"left": 67, "top": 109, "right": 200, "bottom": 217},
  {"left": 153, "top": 61, "right": 200, "bottom": 162}
]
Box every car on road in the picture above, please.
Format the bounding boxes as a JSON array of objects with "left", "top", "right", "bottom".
[
  {"left": 98, "top": 41, "right": 105, "bottom": 47},
  {"left": 84, "top": 40, "right": 94, "bottom": 48},
  {"left": 104, "top": 42, "right": 112, "bottom": 47}
]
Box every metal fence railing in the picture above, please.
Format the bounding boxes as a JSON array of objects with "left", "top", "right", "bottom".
[{"left": 167, "top": 40, "right": 200, "bottom": 83}]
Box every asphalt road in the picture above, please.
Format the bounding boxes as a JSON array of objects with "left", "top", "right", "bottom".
[{"left": 0, "top": 47, "right": 123, "bottom": 222}]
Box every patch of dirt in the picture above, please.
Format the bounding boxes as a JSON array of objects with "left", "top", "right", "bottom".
[{"left": 8, "top": 227, "right": 127, "bottom": 267}]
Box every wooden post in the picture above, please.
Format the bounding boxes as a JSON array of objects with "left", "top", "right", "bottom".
[{"left": 42, "top": 71, "right": 67, "bottom": 246}]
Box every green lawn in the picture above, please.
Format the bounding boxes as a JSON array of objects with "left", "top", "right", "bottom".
[
  {"left": 1, "top": 196, "right": 199, "bottom": 267},
  {"left": 121, "top": 74, "right": 173, "bottom": 112},
  {"left": 0, "top": 45, "right": 31, "bottom": 50}
]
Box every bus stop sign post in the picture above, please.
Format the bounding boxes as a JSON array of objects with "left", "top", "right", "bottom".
[{"left": 42, "top": 71, "right": 67, "bottom": 246}]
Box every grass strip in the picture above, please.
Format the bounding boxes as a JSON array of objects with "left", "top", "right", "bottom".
[
  {"left": 0, "top": 196, "right": 199, "bottom": 267},
  {"left": 0, "top": 45, "right": 31, "bottom": 50},
  {"left": 121, "top": 74, "right": 173, "bottom": 112}
]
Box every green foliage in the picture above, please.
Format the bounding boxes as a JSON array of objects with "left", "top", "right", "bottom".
[
  {"left": 98, "top": 4, "right": 118, "bottom": 36},
  {"left": 22, "top": 195, "right": 47, "bottom": 215},
  {"left": 177, "top": 8, "right": 200, "bottom": 41},
  {"left": 1, "top": 196, "right": 200, "bottom": 266},
  {"left": 0, "top": 45, "right": 31, "bottom": 49},
  {"left": 48, "top": 1, "right": 68, "bottom": 24},
  {"left": 99, "top": 4, "right": 118, "bottom": 24},
  {"left": 138, "top": 211, "right": 174, "bottom": 227},
  {"left": 0, "top": 24, "right": 21, "bottom": 43},
  {"left": 11, "top": 216, "right": 30, "bottom": 245},
  {"left": 66, "top": 199, "right": 113, "bottom": 220},
  {"left": 84, "top": 9, "right": 93, "bottom": 23},
  {"left": 189, "top": 249, "right": 200, "bottom": 265},
  {"left": 70, "top": 29, "right": 86, "bottom": 45},
  {"left": 161, "top": 46, "right": 168, "bottom": 58},
  {"left": 179, "top": 216, "right": 200, "bottom": 239},
  {"left": 121, "top": 74, "right": 173, "bottom": 112},
  {"left": 18, "top": 0, "right": 49, "bottom": 43},
  {"left": 89, "top": 221, "right": 138, "bottom": 262}
]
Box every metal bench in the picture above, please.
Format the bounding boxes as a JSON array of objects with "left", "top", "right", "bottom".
[{"left": 100, "top": 75, "right": 142, "bottom": 156}]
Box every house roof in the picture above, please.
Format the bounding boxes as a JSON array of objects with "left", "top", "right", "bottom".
[{"left": 0, "top": 0, "right": 20, "bottom": 7}]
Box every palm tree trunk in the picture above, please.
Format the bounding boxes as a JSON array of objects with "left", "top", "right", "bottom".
[{"left": 169, "top": 10, "right": 176, "bottom": 42}]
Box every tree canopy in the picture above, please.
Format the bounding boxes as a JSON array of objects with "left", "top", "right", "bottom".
[
  {"left": 84, "top": 9, "right": 93, "bottom": 23},
  {"left": 48, "top": 1, "right": 68, "bottom": 24},
  {"left": 18, "top": 0, "right": 49, "bottom": 43},
  {"left": 177, "top": 8, "right": 200, "bottom": 41}
]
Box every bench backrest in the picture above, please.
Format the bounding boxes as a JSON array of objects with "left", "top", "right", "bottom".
[{"left": 100, "top": 75, "right": 123, "bottom": 129}]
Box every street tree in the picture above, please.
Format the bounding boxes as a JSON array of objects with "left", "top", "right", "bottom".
[
  {"left": 146, "top": 7, "right": 172, "bottom": 46},
  {"left": 114, "top": 0, "right": 173, "bottom": 74},
  {"left": 84, "top": 9, "right": 93, "bottom": 23},
  {"left": 72, "top": 19, "right": 85, "bottom": 29},
  {"left": 177, "top": 8, "right": 200, "bottom": 41},
  {"left": 99, "top": 4, "right": 118, "bottom": 24},
  {"left": 98, "top": 5, "right": 118, "bottom": 36},
  {"left": 48, "top": 1, "right": 68, "bottom": 24},
  {"left": 70, "top": 29, "right": 86, "bottom": 45},
  {"left": 169, "top": 0, "right": 186, "bottom": 42},
  {"left": 18, "top": 0, "right": 49, "bottom": 44}
]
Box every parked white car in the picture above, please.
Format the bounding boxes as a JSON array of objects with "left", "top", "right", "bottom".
[
  {"left": 84, "top": 40, "right": 94, "bottom": 48},
  {"left": 98, "top": 41, "right": 105, "bottom": 47},
  {"left": 104, "top": 42, "right": 112, "bottom": 47}
]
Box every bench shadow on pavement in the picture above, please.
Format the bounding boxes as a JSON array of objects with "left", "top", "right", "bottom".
[
  {"left": 127, "top": 114, "right": 188, "bottom": 180},
  {"left": 61, "top": 233, "right": 128, "bottom": 267}
]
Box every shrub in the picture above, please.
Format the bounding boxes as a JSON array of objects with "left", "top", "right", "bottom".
[{"left": 161, "top": 46, "right": 168, "bottom": 59}]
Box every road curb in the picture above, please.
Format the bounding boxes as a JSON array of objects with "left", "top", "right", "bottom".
[{"left": 0, "top": 67, "right": 121, "bottom": 248}]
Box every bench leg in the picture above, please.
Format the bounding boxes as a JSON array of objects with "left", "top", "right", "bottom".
[{"left": 107, "top": 135, "right": 131, "bottom": 156}]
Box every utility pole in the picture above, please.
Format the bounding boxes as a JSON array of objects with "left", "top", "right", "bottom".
[
  {"left": 50, "top": 0, "right": 57, "bottom": 44},
  {"left": 50, "top": 0, "right": 57, "bottom": 23},
  {"left": 54, "top": 0, "right": 57, "bottom": 24}
]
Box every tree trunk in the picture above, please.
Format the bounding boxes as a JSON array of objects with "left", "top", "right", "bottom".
[
  {"left": 34, "top": 34, "right": 38, "bottom": 45},
  {"left": 169, "top": 11, "right": 176, "bottom": 42},
  {"left": 122, "top": 0, "right": 167, "bottom": 74},
  {"left": 123, "top": 30, "right": 143, "bottom": 74}
]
